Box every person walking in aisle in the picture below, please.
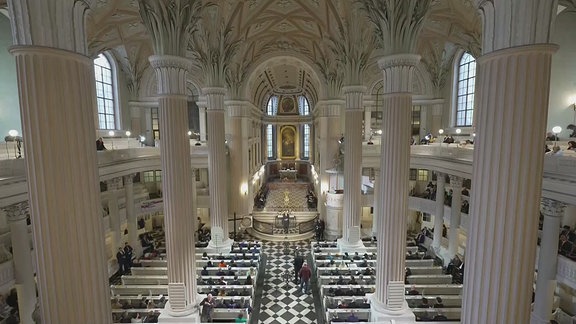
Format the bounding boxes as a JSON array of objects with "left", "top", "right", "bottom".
[{"left": 299, "top": 262, "right": 312, "bottom": 294}]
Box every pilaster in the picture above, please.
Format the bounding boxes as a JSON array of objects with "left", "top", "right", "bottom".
[
  {"left": 448, "top": 175, "right": 463, "bottom": 259},
  {"left": 227, "top": 100, "right": 251, "bottom": 221},
  {"left": 371, "top": 169, "right": 380, "bottom": 237},
  {"left": 372, "top": 54, "right": 420, "bottom": 319},
  {"left": 107, "top": 178, "right": 121, "bottom": 255},
  {"left": 4, "top": 202, "right": 35, "bottom": 324},
  {"left": 338, "top": 85, "right": 366, "bottom": 251},
  {"left": 149, "top": 55, "right": 198, "bottom": 317},
  {"left": 531, "top": 198, "right": 566, "bottom": 324},
  {"left": 204, "top": 87, "right": 233, "bottom": 251},
  {"left": 124, "top": 174, "right": 139, "bottom": 258},
  {"left": 432, "top": 172, "right": 446, "bottom": 250}
]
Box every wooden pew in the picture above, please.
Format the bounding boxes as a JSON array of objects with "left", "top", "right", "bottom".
[
  {"left": 326, "top": 308, "right": 371, "bottom": 322},
  {"left": 110, "top": 285, "right": 168, "bottom": 296},
  {"left": 405, "top": 274, "right": 453, "bottom": 284},
  {"left": 121, "top": 275, "right": 167, "bottom": 285},
  {"left": 405, "top": 295, "right": 462, "bottom": 308},
  {"left": 413, "top": 307, "right": 461, "bottom": 321},
  {"left": 405, "top": 284, "right": 463, "bottom": 295},
  {"left": 407, "top": 266, "right": 444, "bottom": 275}
]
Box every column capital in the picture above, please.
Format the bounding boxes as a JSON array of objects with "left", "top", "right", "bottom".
[
  {"left": 3, "top": 202, "right": 29, "bottom": 222},
  {"left": 476, "top": 0, "right": 557, "bottom": 53},
  {"left": 316, "top": 100, "right": 344, "bottom": 118},
  {"left": 123, "top": 174, "right": 137, "bottom": 186},
  {"left": 435, "top": 171, "right": 446, "bottom": 181},
  {"left": 376, "top": 54, "right": 421, "bottom": 94},
  {"left": 541, "top": 198, "right": 566, "bottom": 219},
  {"left": 148, "top": 55, "right": 190, "bottom": 96},
  {"left": 449, "top": 175, "right": 463, "bottom": 189},
  {"left": 203, "top": 87, "right": 226, "bottom": 111},
  {"left": 226, "top": 101, "right": 251, "bottom": 118},
  {"left": 7, "top": 0, "right": 89, "bottom": 53},
  {"left": 343, "top": 85, "right": 366, "bottom": 111}
]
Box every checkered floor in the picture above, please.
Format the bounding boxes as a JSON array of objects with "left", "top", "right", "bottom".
[
  {"left": 263, "top": 184, "right": 310, "bottom": 212},
  {"left": 255, "top": 240, "right": 322, "bottom": 324}
]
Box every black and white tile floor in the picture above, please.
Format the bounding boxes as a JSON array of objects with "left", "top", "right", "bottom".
[{"left": 254, "top": 240, "right": 323, "bottom": 324}]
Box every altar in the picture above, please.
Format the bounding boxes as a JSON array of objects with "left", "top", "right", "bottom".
[{"left": 279, "top": 169, "right": 297, "bottom": 180}]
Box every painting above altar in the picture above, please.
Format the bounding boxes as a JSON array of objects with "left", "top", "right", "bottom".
[{"left": 280, "top": 125, "right": 297, "bottom": 159}]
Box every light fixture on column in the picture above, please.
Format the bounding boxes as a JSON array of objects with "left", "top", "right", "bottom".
[
  {"left": 240, "top": 183, "right": 248, "bottom": 196},
  {"left": 455, "top": 128, "right": 462, "bottom": 134},
  {"left": 552, "top": 126, "right": 562, "bottom": 146},
  {"left": 125, "top": 131, "right": 131, "bottom": 137},
  {"left": 108, "top": 130, "right": 115, "bottom": 149},
  {"left": 438, "top": 128, "right": 444, "bottom": 135},
  {"left": 7, "top": 130, "right": 19, "bottom": 158},
  {"left": 187, "top": 130, "right": 192, "bottom": 136},
  {"left": 367, "top": 130, "right": 374, "bottom": 145}
]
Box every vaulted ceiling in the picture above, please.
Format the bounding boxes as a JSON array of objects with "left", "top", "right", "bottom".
[{"left": 6, "top": 0, "right": 488, "bottom": 108}]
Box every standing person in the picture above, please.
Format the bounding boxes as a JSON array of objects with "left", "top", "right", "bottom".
[
  {"left": 116, "top": 247, "right": 126, "bottom": 274},
  {"left": 293, "top": 250, "right": 305, "bottom": 283},
  {"left": 200, "top": 293, "right": 216, "bottom": 322},
  {"left": 96, "top": 137, "right": 107, "bottom": 150},
  {"left": 299, "top": 262, "right": 312, "bottom": 294},
  {"left": 124, "top": 242, "right": 134, "bottom": 271},
  {"left": 319, "top": 218, "right": 325, "bottom": 240}
]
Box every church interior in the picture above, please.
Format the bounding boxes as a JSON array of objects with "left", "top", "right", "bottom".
[{"left": 0, "top": 0, "right": 575, "bottom": 323}]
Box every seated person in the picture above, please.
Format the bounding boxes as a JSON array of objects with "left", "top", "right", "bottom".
[
  {"left": 353, "top": 252, "right": 361, "bottom": 260},
  {"left": 407, "top": 285, "right": 420, "bottom": 295},
  {"left": 346, "top": 311, "right": 360, "bottom": 322},
  {"left": 433, "top": 297, "right": 444, "bottom": 308},
  {"left": 216, "top": 268, "right": 227, "bottom": 276},
  {"left": 228, "top": 289, "right": 238, "bottom": 296},
  {"left": 419, "top": 297, "right": 431, "bottom": 308},
  {"left": 336, "top": 275, "right": 346, "bottom": 285},
  {"left": 348, "top": 276, "right": 357, "bottom": 285},
  {"left": 359, "top": 258, "right": 368, "bottom": 267},
  {"left": 432, "top": 312, "right": 448, "bottom": 321},
  {"left": 245, "top": 275, "right": 253, "bottom": 285},
  {"left": 235, "top": 312, "right": 247, "bottom": 323},
  {"left": 363, "top": 267, "right": 374, "bottom": 275},
  {"left": 217, "top": 276, "right": 227, "bottom": 285},
  {"left": 343, "top": 252, "right": 350, "bottom": 260},
  {"left": 202, "top": 252, "right": 209, "bottom": 260},
  {"left": 227, "top": 266, "right": 236, "bottom": 276},
  {"left": 218, "top": 260, "right": 227, "bottom": 268},
  {"left": 231, "top": 275, "right": 241, "bottom": 285}
]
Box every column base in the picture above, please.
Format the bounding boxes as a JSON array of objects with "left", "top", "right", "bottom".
[
  {"left": 369, "top": 297, "right": 415, "bottom": 323},
  {"left": 337, "top": 237, "right": 365, "bottom": 252},
  {"left": 158, "top": 302, "right": 200, "bottom": 323},
  {"left": 530, "top": 312, "right": 551, "bottom": 324},
  {"left": 206, "top": 238, "right": 234, "bottom": 253}
]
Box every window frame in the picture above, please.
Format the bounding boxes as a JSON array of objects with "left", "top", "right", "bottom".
[
  {"left": 453, "top": 52, "right": 476, "bottom": 128},
  {"left": 94, "top": 53, "right": 119, "bottom": 130}
]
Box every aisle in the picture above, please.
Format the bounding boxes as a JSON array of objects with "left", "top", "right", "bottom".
[{"left": 255, "top": 240, "right": 320, "bottom": 324}]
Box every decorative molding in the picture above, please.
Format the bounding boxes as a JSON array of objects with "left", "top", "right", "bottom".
[
  {"left": 377, "top": 54, "right": 421, "bottom": 94},
  {"left": 541, "top": 198, "right": 566, "bottom": 219},
  {"left": 342, "top": 85, "right": 366, "bottom": 110},
  {"left": 3, "top": 202, "right": 28, "bottom": 222}
]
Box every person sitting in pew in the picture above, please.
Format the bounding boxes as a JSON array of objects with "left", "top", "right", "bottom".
[
  {"left": 230, "top": 275, "right": 241, "bottom": 285},
  {"left": 230, "top": 259, "right": 237, "bottom": 267},
  {"left": 235, "top": 312, "right": 247, "bottom": 323},
  {"left": 343, "top": 252, "right": 350, "bottom": 260},
  {"left": 218, "top": 276, "right": 228, "bottom": 285},
  {"left": 349, "top": 276, "right": 357, "bottom": 285},
  {"left": 336, "top": 275, "right": 346, "bottom": 285},
  {"left": 353, "top": 252, "right": 361, "bottom": 260},
  {"left": 433, "top": 297, "right": 444, "bottom": 308},
  {"left": 408, "top": 285, "right": 420, "bottom": 295},
  {"left": 419, "top": 297, "right": 431, "bottom": 308},
  {"left": 245, "top": 275, "right": 253, "bottom": 285},
  {"left": 363, "top": 267, "right": 374, "bottom": 275},
  {"left": 356, "top": 275, "right": 365, "bottom": 285},
  {"left": 202, "top": 252, "right": 210, "bottom": 260},
  {"left": 432, "top": 312, "right": 448, "bottom": 321},
  {"left": 359, "top": 258, "right": 368, "bottom": 267},
  {"left": 228, "top": 289, "right": 238, "bottom": 297},
  {"left": 227, "top": 266, "right": 236, "bottom": 276},
  {"left": 346, "top": 311, "right": 360, "bottom": 322},
  {"left": 201, "top": 266, "right": 209, "bottom": 276},
  {"left": 207, "top": 260, "right": 214, "bottom": 267},
  {"left": 219, "top": 260, "right": 227, "bottom": 268},
  {"left": 216, "top": 268, "right": 227, "bottom": 276}
]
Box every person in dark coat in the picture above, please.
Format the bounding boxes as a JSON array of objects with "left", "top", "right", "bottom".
[
  {"left": 96, "top": 137, "right": 107, "bottom": 151},
  {"left": 116, "top": 247, "right": 127, "bottom": 274},
  {"left": 293, "top": 251, "right": 305, "bottom": 283}
]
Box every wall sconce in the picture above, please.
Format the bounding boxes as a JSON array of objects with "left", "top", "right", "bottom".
[
  {"left": 552, "top": 126, "right": 562, "bottom": 146},
  {"left": 455, "top": 128, "right": 462, "bottom": 135},
  {"left": 240, "top": 183, "right": 249, "bottom": 196},
  {"left": 438, "top": 129, "right": 444, "bottom": 135}
]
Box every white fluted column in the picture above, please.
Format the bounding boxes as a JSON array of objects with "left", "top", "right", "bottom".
[
  {"left": 372, "top": 54, "right": 420, "bottom": 321},
  {"left": 364, "top": 107, "right": 372, "bottom": 141},
  {"left": 227, "top": 101, "right": 250, "bottom": 219},
  {"left": 198, "top": 106, "right": 207, "bottom": 142},
  {"left": 9, "top": 45, "right": 112, "bottom": 323},
  {"left": 448, "top": 175, "right": 463, "bottom": 259},
  {"left": 317, "top": 100, "right": 343, "bottom": 222},
  {"left": 5, "top": 203, "right": 35, "bottom": 324},
  {"left": 149, "top": 55, "right": 198, "bottom": 317},
  {"left": 432, "top": 172, "right": 446, "bottom": 250},
  {"left": 338, "top": 85, "right": 366, "bottom": 251},
  {"left": 124, "top": 174, "right": 139, "bottom": 257},
  {"left": 462, "top": 44, "right": 558, "bottom": 324},
  {"left": 371, "top": 169, "right": 380, "bottom": 237},
  {"left": 107, "top": 179, "right": 121, "bottom": 254},
  {"left": 204, "top": 87, "right": 233, "bottom": 251},
  {"left": 531, "top": 198, "right": 566, "bottom": 324}
]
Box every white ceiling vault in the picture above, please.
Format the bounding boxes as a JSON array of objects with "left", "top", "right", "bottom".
[{"left": 1, "top": 0, "right": 494, "bottom": 108}]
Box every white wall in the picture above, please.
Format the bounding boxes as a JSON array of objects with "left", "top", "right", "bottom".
[{"left": 548, "top": 11, "right": 576, "bottom": 137}]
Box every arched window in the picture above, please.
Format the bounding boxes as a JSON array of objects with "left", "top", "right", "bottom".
[
  {"left": 303, "top": 124, "right": 310, "bottom": 159},
  {"left": 298, "top": 96, "right": 310, "bottom": 115},
  {"left": 267, "top": 96, "right": 278, "bottom": 115},
  {"left": 455, "top": 52, "right": 476, "bottom": 127},
  {"left": 266, "top": 124, "right": 274, "bottom": 158},
  {"left": 94, "top": 53, "right": 116, "bottom": 129}
]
